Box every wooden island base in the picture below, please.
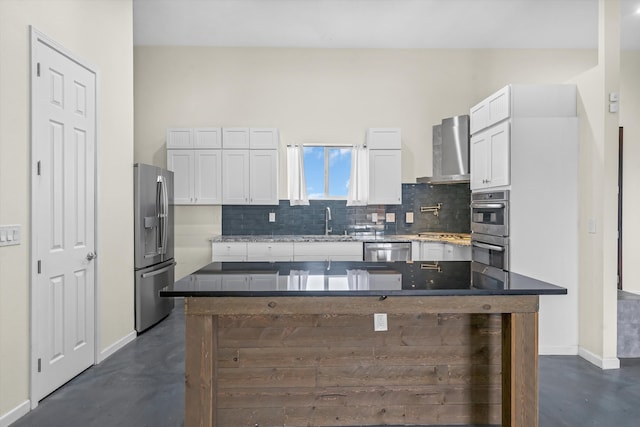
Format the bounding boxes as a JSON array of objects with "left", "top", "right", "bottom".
[{"left": 184, "top": 296, "right": 538, "bottom": 427}]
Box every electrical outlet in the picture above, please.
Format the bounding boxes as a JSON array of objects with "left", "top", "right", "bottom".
[
  {"left": 406, "top": 212, "right": 414, "bottom": 223},
  {"left": 386, "top": 213, "right": 396, "bottom": 223},
  {"left": 374, "top": 313, "right": 388, "bottom": 331}
]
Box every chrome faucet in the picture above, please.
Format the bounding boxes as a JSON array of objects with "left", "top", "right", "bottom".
[{"left": 325, "top": 207, "right": 332, "bottom": 235}]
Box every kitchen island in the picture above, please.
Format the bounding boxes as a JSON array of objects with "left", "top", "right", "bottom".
[{"left": 161, "top": 261, "right": 565, "bottom": 427}]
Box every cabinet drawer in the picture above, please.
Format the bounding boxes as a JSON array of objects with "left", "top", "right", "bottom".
[
  {"left": 212, "top": 242, "right": 247, "bottom": 261},
  {"left": 294, "top": 242, "right": 363, "bottom": 261},
  {"left": 247, "top": 242, "right": 294, "bottom": 261}
]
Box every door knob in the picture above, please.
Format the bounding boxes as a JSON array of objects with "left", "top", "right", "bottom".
[{"left": 86, "top": 252, "right": 97, "bottom": 261}]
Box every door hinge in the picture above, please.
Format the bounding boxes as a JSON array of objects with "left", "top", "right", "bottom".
[
  {"left": 37, "top": 161, "right": 41, "bottom": 176},
  {"left": 38, "top": 358, "right": 41, "bottom": 372},
  {"left": 37, "top": 62, "right": 41, "bottom": 77},
  {"left": 37, "top": 260, "right": 41, "bottom": 274}
]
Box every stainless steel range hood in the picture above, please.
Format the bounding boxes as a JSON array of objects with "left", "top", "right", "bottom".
[{"left": 417, "top": 114, "right": 470, "bottom": 184}]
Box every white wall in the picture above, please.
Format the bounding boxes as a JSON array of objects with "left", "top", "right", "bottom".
[
  {"left": 0, "top": 0, "right": 134, "bottom": 422},
  {"left": 621, "top": 51, "right": 640, "bottom": 293}
]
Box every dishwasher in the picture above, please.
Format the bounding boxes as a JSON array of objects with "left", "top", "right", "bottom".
[{"left": 364, "top": 242, "right": 412, "bottom": 262}]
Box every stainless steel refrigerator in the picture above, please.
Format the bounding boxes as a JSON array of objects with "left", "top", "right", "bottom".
[{"left": 134, "top": 163, "right": 175, "bottom": 332}]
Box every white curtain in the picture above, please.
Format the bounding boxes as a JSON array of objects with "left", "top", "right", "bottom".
[
  {"left": 287, "top": 144, "right": 309, "bottom": 206},
  {"left": 346, "top": 144, "right": 369, "bottom": 206}
]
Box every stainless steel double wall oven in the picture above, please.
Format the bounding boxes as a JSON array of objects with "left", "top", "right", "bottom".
[{"left": 470, "top": 190, "right": 510, "bottom": 285}]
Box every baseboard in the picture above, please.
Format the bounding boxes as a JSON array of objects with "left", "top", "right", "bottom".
[
  {"left": 579, "top": 346, "right": 621, "bottom": 370},
  {"left": 97, "top": 330, "right": 136, "bottom": 364},
  {"left": 539, "top": 344, "right": 579, "bottom": 355},
  {"left": 0, "top": 400, "right": 30, "bottom": 427}
]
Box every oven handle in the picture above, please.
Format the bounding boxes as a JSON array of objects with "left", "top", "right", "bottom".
[
  {"left": 471, "top": 241, "right": 505, "bottom": 252},
  {"left": 470, "top": 202, "right": 505, "bottom": 209}
]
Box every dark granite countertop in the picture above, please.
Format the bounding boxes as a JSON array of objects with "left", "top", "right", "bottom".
[
  {"left": 211, "top": 233, "right": 471, "bottom": 246},
  {"left": 160, "top": 261, "right": 566, "bottom": 297}
]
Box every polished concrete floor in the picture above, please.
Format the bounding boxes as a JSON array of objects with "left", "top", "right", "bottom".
[{"left": 11, "top": 300, "right": 640, "bottom": 427}]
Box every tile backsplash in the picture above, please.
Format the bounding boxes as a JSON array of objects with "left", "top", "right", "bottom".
[{"left": 222, "top": 183, "right": 470, "bottom": 235}]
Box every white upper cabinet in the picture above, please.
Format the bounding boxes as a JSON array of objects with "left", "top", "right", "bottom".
[
  {"left": 222, "top": 127, "right": 250, "bottom": 149},
  {"left": 167, "top": 149, "right": 222, "bottom": 204},
  {"left": 194, "top": 150, "right": 222, "bottom": 204},
  {"left": 470, "top": 86, "right": 510, "bottom": 135},
  {"left": 222, "top": 149, "right": 251, "bottom": 204},
  {"left": 167, "top": 149, "right": 194, "bottom": 204},
  {"left": 221, "top": 128, "right": 279, "bottom": 205},
  {"left": 366, "top": 128, "right": 402, "bottom": 149},
  {"left": 249, "top": 150, "right": 279, "bottom": 205},
  {"left": 193, "top": 128, "right": 222, "bottom": 148},
  {"left": 368, "top": 149, "right": 402, "bottom": 205},
  {"left": 167, "top": 127, "right": 221, "bottom": 149},
  {"left": 470, "top": 84, "right": 577, "bottom": 135},
  {"left": 470, "top": 121, "right": 510, "bottom": 191},
  {"left": 249, "top": 128, "right": 279, "bottom": 149},
  {"left": 366, "top": 128, "right": 402, "bottom": 205}
]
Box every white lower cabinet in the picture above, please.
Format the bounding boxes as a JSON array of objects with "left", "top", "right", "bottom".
[
  {"left": 212, "top": 241, "right": 364, "bottom": 262},
  {"left": 211, "top": 242, "right": 248, "bottom": 262},
  {"left": 293, "top": 242, "right": 363, "bottom": 261},
  {"left": 413, "top": 242, "right": 471, "bottom": 261},
  {"left": 246, "top": 242, "right": 294, "bottom": 262}
]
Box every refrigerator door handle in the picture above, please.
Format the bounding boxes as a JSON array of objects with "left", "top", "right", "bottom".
[
  {"left": 156, "top": 176, "right": 168, "bottom": 255},
  {"left": 140, "top": 261, "right": 176, "bottom": 278},
  {"left": 161, "top": 176, "right": 169, "bottom": 254}
]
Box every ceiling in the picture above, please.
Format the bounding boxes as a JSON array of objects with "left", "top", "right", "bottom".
[{"left": 133, "top": 0, "right": 640, "bottom": 49}]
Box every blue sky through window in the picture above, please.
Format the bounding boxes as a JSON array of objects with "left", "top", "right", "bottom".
[{"left": 303, "top": 146, "right": 351, "bottom": 199}]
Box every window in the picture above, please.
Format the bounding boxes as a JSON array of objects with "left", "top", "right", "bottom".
[{"left": 303, "top": 146, "right": 352, "bottom": 199}]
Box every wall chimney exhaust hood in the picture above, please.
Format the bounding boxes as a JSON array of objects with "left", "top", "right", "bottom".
[{"left": 417, "top": 114, "right": 470, "bottom": 184}]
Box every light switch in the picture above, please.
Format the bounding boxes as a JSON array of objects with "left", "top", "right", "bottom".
[
  {"left": 386, "top": 213, "right": 396, "bottom": 223},
  {"left": 588, "top": 218, "right": 597, "bottom": 234},
  {"left": 371, "top": 213, "right": 378, "bottom": 222},
  {"left": 269, "top": 212, "right": 276, "bottom": 223},
  {"left": 0, "top": 225, "right": 21, "bottom": 247}
]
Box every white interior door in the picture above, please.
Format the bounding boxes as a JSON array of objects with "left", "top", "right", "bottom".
[{"left": 32, "top": 31, "right": 97, "bottom": 402}]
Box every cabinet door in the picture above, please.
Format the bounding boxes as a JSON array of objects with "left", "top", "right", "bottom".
[
  {"left": 194, "top": 128, "right": 222, "bottom": 149},
  {"left": 222, "top": 127, "right": 250, "bottom": 149},
  {"left": 470, "top": 131, "right": 489, "bottom": 190},
  {"left": 368, "top": 149, "right": 402, "bottom": 205},
  {"left": 487, "top": 85, "right": 511, "bottom": 128},
  {"left": 166, "top": 128, "right": 193, "bottom": 149},
  {"left": 487, "top": 121, "right": 510, "bottom": 188},
  {"left": 470, "top": 101, "right": 489, "bottom": 135},
  {"left": 366, "top": 128, "right": 401, "bottom": 149},
  {"left": 222, "top": 150, "right": 250, "bottom": 204},
  {"left": 167, "top": 150, "right": 194, "bottom": 204},
  {"left": 194, "top": 150, "right": 222, "bottom": 204},
  {"left": 249, "top": 128, "right": 279, "bottom": 149},
  {"left": 250, "top": 150, "right": 278, "bottom": 205}
]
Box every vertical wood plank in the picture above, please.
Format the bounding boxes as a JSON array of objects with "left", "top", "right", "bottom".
[
  {"left": 185, "top": 313, "right": 217, "bottom": 427},
  {"left": 502, "top": 311, "right": 538, "bottom": 427}
]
